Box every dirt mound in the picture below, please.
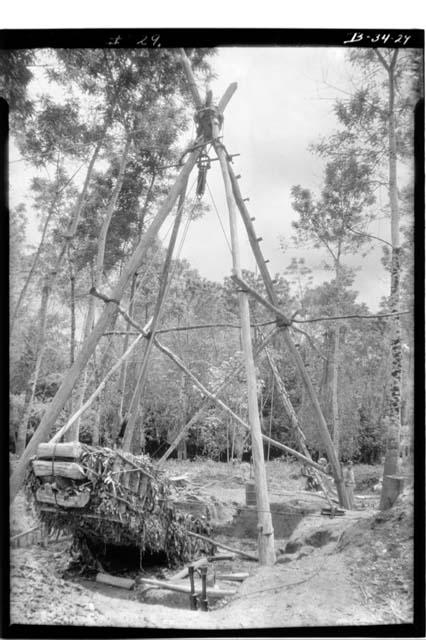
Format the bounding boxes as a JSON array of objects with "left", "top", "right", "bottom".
[{"left": 336, "top": 489, "right": 413, "bottom": 623}]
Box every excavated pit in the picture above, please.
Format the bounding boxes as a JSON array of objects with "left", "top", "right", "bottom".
[
  {"left": 85, "top": 540, "right": 169, "bottom": 573},
  {"left": 217, "top": 501, "right": 318, "bottom": 539}
]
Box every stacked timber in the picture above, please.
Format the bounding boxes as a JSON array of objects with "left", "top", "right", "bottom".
[{"left": 25, "top": 443, "right": 211, "bottom": 567}]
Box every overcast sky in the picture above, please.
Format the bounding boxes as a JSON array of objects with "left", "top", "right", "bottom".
[
  {"left": 176, "top": 46, "right": 393, "bottom": 312},
  {"left": 11, "top": 46, "right": 397, "bottom": 312}
]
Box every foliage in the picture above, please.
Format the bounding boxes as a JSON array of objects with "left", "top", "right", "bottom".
[
  {"left": 25, "top": 445, "right": 212, "bottom": 568},
  {"left": 0, "top": 50, "right": 35, "bottom": 126}
]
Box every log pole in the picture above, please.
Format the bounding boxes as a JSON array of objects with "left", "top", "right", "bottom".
[
  {"left": 186, "top": 531, "right": 258, "bottom": 561},
  {"left": 10, "top": 147, "right": 200, "bottom": 503},
  {"left": 226, "top": 163, "right": 349, "bottom": 509},
  {"left": 213, "top": 140, "right": 275, "bottom": 565}
]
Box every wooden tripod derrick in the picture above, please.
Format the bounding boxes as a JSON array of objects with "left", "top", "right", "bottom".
[
  {"left": 178, "top": 48, "right": 276, "bottom": 565},
  {"left": 12, "top": 49, "right": 351, "bottom": 575}
]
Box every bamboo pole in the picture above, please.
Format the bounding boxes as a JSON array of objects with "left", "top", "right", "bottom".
[
  {"left": 226, "top": 164, "right": 349, "bottom": 509},
  {"left": 10, "top": 148, "right": 200, "bottom": 503}
]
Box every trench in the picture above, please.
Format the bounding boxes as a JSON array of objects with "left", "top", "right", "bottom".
[{"left": 67, "top": 499, "right": 316, "bottom": 611}]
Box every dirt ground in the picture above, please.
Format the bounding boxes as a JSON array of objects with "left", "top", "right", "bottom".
[{"left": 9, "top": 459, "right": 414, "bottom": 630}]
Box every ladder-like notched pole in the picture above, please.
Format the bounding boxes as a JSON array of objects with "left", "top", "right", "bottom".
[{"left": 226, "top": 165, "right": 350, "bottom": 509}]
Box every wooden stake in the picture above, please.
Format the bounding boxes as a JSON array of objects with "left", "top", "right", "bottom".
[{"left": 170, "top": 557, "right": 208, "bottom": 581}]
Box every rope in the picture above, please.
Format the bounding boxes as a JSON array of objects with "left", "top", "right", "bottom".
[{"left": 206, "top": 180, "right": 232, "bottom": 254}]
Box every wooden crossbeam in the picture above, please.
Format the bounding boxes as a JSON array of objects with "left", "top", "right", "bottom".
[
  {"left": 225, "top": 160, "right": 349, "bottom": 510},
  {"left": 230, "top": 274, "right": 291, "bottom": 326}
]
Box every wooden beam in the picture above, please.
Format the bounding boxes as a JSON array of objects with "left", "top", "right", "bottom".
[
  {"left": 96, "top": 573, "right": 135, "bottom": 590},
  {"left": 218, "top": 82, "right": 238, "bottom": 113},
  {"left": 178, "top": 48, "right": 203, "bottom": 109},
  {"left": 139, "top": 577, "right": 236, "bottom": 598},
  {"left": 121, "top": 181, "right": 187, "bottom": 451},
  {"left": 170, "top": 557, "right": 208, "bottom": 581},
  {"left": 226, "top": 162, "right": 349, "bottom": 509},
  {"left": 32, "top": 460, "right": 86, "bottom": 479},
  {"left": 37, "top": 442, "right": 83, "bottom": 459},
  {"left": 227, "top": 165, "right": 279, "bottom": 298},
  {"left": 106, "top": 306, "right": 328, "bottom": 475},
  {"left": 48, "top": 331, "right": 147, "bottom": 445},
  {"left": 10, "top": 147, "right": 201, "bottom": 503},
  {"left": 155, "top": 327, "right": 280, "bottom": 465},
  {"left": 152, "top": 336, "right": 326, "bottom": 470},
  {"left": 231, "top": 274, "right": 291, "bottom": 325},
  {"left": 186, "top": 531, "right": 258, "bottom": 561},
  {"left": 216, "top": 572, "right": 249, "bottom": 582},
  {"left": 36, "top": 486, "right": 90, "bottom": 508},
  {"left": 263, "top": 341, "right": 334, "bottom": 508},
  {"left": 213, "top": 127, "right": 275, "bottom": 565}
]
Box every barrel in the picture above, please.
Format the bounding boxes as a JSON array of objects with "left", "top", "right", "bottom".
[{"left": 245, "top": 480, "right": 257, "bottom": 507}]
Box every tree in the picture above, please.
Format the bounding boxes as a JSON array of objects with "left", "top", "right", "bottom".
[
  {"left": 315, "top": 48, "right": 419, "bottom": 506},
  {"left": 0, "top": 49, "right": 35, "bottom": 127},
  {"left": 291, "top": 154, "right": 375, "bottom": 457}
]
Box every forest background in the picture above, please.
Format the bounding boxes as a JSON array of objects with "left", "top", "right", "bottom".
[{"left": 5, "top": 45, "right": 420, "bottom": 470}]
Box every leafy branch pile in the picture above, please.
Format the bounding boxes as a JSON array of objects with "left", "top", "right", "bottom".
[{"left": 25, "top": 445, "right": 211, "bottom": 567}]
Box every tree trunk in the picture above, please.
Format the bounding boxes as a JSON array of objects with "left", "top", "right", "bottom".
[
  {"left": 10, "top": 189, "right": 58, "bottom": 337},
  {"left": 117, "top": 172, "right": 156, "bottom": 421},
  {"left": 15, "top": 283, "right": 50, "bottom": 456},
  {"left": 17, "top": 137, "right": 106, "bottom": 454},
  {"left": 214, "top": 134, "right": 275, "bottom": 565},
  {"left": 10, "top": 147, "right": 200, "bottom": 503},
  {"left": 227, "top": 164, "right": 349, "bottom": 508},
  {"left": 66, "top": 135, "right": 132, "bottom": 442},
  {"left": 377, "top": 51, "right": 402, "bottom": 510},
  {"left": 68, "top": 246, "right": 76, "bottom": 366},
  {"left": 319, "top": 329, "right": 333, "bottom": 442},
  {"left": 117, "top": 272, "right": 138, "bottom": 419},
  {"left": 264, "top": 342, "right": 333, "bottom": 503},
  {"left": 331, "top": 324, "right": 341, "bottom": 458}
]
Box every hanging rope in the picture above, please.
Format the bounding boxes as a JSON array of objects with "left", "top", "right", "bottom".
[{"left": 206, "top": 180, "right": 232, "bottom": 254}]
